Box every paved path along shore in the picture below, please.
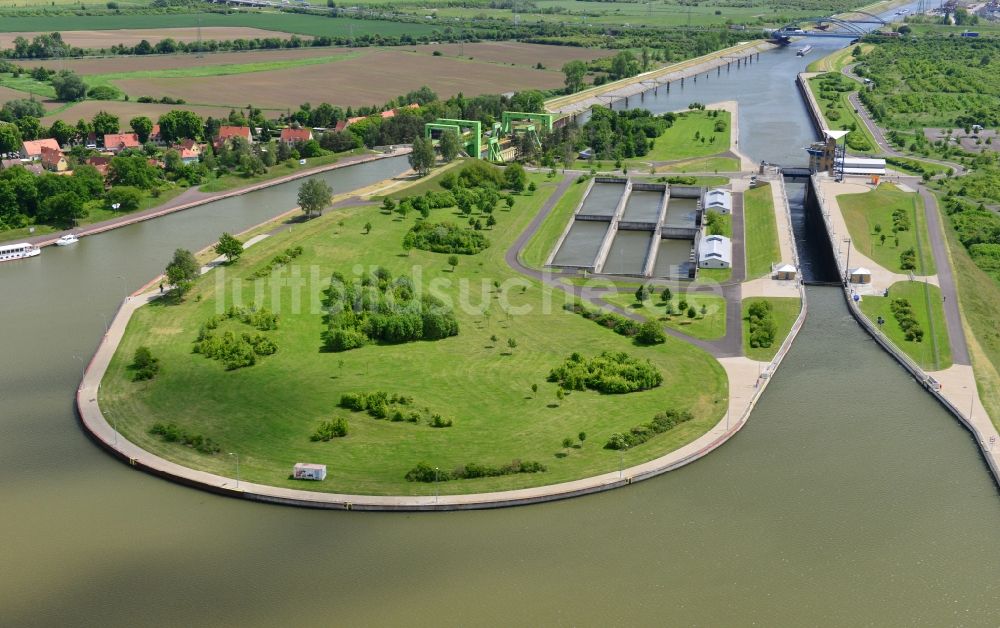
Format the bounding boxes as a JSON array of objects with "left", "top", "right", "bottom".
[
  {"left": 13, "top": 149, "right": 409, "bottom": 248},
  {"left": 78, "top": 171, "right": 808, "bottom": 510}
]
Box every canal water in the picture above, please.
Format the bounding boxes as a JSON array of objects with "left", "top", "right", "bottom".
[{"left": 3, "top": 3, "right": 1000, "bottom": 622}]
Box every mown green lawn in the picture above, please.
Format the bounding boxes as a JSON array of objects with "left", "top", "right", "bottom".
[
  {"left": 696, "top": 267, "right": 732, "bottom": 284},
  {"left": 603, "top": 290, "right": 726, "bottom": 341},
  {"left": 837, "top": 183, "right": 935, "bottom": 275},
  {"left": 645, "top": 110, "right": 731, "bottom": 162},
  {"left": 520, "top": 176, "right": 588, "bottom": 269},
  {"left": 859, "top": 280, "right": 952, "bottom": 371},
  {"left": 100, "top": 167, "right": 728, "bottom": 496},
  {"left": 660, "top": 156, "right": 740, "bottom": 174},
  {"left": 742, "top": 297, "right": 801, "bottom": 361},
  {"left": 743, "top": 183, "right": 781, "bottom": 279}
]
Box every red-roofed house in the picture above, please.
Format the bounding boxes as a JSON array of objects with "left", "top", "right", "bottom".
[
  {"left": 85, "top": 156, "right": 111, "bottom": 178},
  {"left": 104, "top": 133, "right": 140, "bottom": 153},
  {"left": 20, "top": 138, "right": 61, "bottom": 161},
  {"left": 280, "top": 127, "right": 313, "bottom": 146},
  {"left": 214, "top": 126, "right": 253, "bottom": 149},
  {"left": 173, "top": 143, "right": 202, "bottom": 165},
  {"left": 40, "top": 146, "right": 68, "bottom": 172},
  {"left": 149, "top": 124, "right": 162, "bottom": 144}
]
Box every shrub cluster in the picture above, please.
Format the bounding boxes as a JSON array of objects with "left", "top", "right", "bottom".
[
  {"left": 899, "top": 247, "right": 917, "bottom": 271},
  {"left": 563, "top": 302, "right": 641, "bottom": 338},
  {"left": 149, "top": 422, "right": 221, "bottom": 454},
  {"left": 136, "top": 95, "right": 186, "bottom": 104},
  {"left": 582, "top": 107, "right": 668, "bottom": 160},
  {"left": 548, "top": 351, "right": 663, "bottom": 394},
  {"left": 403, "top": 221, "right": 490, "bottom": 255},
  {"left": 130, "top": 346, "right": 160, "bottom": 381},
  {"left": 193, "top": 330, "right": 278, "bottom": 370},
  {"left": 310, "top": 418, "right": 348, "bottom": 441},
  {"left": 892, "top": 207, "right": 911, "bottom": 232},
  {"left": 747, "top": 300, "right": 776, "bottom": 349},
  {"left": 339, "top": 391, "right": 452, "bottom": 427},
  {"left": 890, "top": 298, "right": 924, "bottom": 342},
  {"left": 249, "top": 245, "right": 304, "bottom": 279},
  {"left": 208, "top": 305, "right": 280, "bottom": 331},
  {"left": 323, "top": 269, "right": 459, "bottom": 352},
  {"left": 405, "top": 459, "right": 546, "bottom": 483},
  {"left": 605, "top": 408, "right": 695, "bottom": 450},
  {"left": 705, "top": 210, "right": 726, "bottom": 236}
]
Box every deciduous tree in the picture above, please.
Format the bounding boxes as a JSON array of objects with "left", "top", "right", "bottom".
[
  {"left": 298, "top": 178, "right": 333, "bottom": 218},
  {"left": 214, "top": 232, "right": 244, "bottom": 263}
]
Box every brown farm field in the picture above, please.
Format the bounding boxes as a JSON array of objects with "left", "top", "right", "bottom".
[
  {"left": 400, "top": 41, "right": 612, "bottom": 67},
  {"left": 0, "top": 27, "right": 303, "bottom": 50},
  {"left": 111, "top": 48, "right": 569, "bottom": 108},
  {"left": 13, "top": 46, "right": 353, "bottom": 75},
  {"left": 41, "top": 100, "right": 264, "bottom": 125}
]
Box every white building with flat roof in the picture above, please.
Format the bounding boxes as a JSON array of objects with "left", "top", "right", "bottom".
[
  {"left": 842, "top": 156, "right": 886, "bottom": 176},
  {"left": 705, "top": 188, "right": 733, "bottom": 214},
  {"left": 293, "top": 463, "right": 327, "bottom": 481},
  {"left": 698, "top": 234, "right": 732, "bottom": 269}
]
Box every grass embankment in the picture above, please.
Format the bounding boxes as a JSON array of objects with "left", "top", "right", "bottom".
[
  {"left": 837, "top": 184, "right": 935, "bottom": 275},
  {"left": 198, "top": 149, "right": 368, "bottom": 193},
  {"left": 603, "top": 291, "right": 726, "bottom": 341},
  {"left": 742, "top": 297, "right": 801, "bottom": 362},
  {"left": 100, "top": 168, "right": 728, "bottom": 496},
  {"left": 743, "top": 183, "right": 781, "bottom": 279},
  {"left": 806, "top": 44, "right": 872, "bottom": 73},
  {"left": 858, "top": 280, "right": 951, "bottom": 371},
  {"left": 944, "top": 216, "right": 1000, "bottom": 429},
  {"left": 645, "top": 110, "right": 731, "bottom": 162},
  {"left": 658, "top": 156, "right": 740, "bottom": 174},
  {"left": 806, "top": 73, "right": 879, "bottom": 154},
  {"left": 520, "top": 176, "right": 588, "bottom": 269}
]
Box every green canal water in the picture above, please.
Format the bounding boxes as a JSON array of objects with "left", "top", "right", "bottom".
[{"left": 2, "top": 15, "right": 999, "bottom": 623}]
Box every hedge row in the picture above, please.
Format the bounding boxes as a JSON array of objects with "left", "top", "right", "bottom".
[
  {"left": 405, "top": 460, "right": 546, "bottom": 483},
  {"left": 249, "top": 245, "right": 304, "bottom": 280},
  {"left": 339, "top": 391, "right": 452, "bottom": 428},
  {"left": 605, "top": 408, "right": 695, "bottom": 450},
  {"left": 150, "top": 422, "right": 221, "bottom": 455}
]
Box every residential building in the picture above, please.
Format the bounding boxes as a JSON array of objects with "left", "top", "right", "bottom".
[
  {"left": 280, "top": 127, "right": 313, "bottom": 145},
  {"left": 104, "top": 133, "right": 140, "bottom": 153},
  {"left": 214, "top": 126, "right": 253, "bottom": 149},
  {"left": 698, "top": 234, "right": 732, "bottom": 269},
  {"left": 40, "top": 146, "right": 68, "bottom": 172},
  {"left": 20, "top": 138, "right": 61, "bottom": 161},
  {"left": 85, "top": 156, "right": 111, "bottom": 178}
]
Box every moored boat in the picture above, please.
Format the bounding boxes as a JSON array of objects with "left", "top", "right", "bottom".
[
  {"left": 0, "top": 242, "right": 41, "bottom": 262},
  {"left": 56, "top": 234, "right": 80, "bottom": 246}
]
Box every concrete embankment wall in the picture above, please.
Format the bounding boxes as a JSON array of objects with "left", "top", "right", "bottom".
[
  {"left": 796, "top": 73, "right": 826, "bottom": 141},
  {"left": 810, "top": 174, "right": 1000, "bottom": 488},
  {"left": 546, "top": 40, "right": 777, "bottom": 116}
]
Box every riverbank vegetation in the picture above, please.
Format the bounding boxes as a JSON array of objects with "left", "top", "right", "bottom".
[
  {"left": 858, "top": 281, "right": 951, "bottom": 371},
  {"left": 742, "top": 297, "right": 800, "bottom": 362},
  {"left": 100, "top": 162, "right": 727, "bottom": 495},
  {"left": 837, "top": 184, "right": 935, "bottom": 275}
]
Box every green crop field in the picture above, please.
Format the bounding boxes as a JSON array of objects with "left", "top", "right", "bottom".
[
  {"left": 743, "top": 183, "right": 781, "bottom": 279},
  {"left": 742, "top": 297, "right": 801, "bottom": 362},
  {"left": 837, "top": 184, "right": 935, "bottom": 275},
  {"left": 603, "top": 291, "right": 727, "bottom": 341},
  {"left": 859, "top": 280, "right": 951, "bottom": 371},
  {"left": 0, "top": 12, "right": 439, "bottom": 37},
  {"left": 99, "top": 165, "right": 728, "bottom": 496}
]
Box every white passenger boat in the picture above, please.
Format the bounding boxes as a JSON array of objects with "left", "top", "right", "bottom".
[
  {"left": 55, "top": 234, "right": 80, "bottom": 246},
  {"left": 0, "top": 242, "right": 40, "bottom": 262}
]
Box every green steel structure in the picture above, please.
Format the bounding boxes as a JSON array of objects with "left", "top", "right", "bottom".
[{"left": 425, "top": 119, "right": 482, "bottom": 158}]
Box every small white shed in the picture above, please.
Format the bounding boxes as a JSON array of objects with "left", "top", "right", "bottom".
[
  {"left": 293, "top": 463, "right": 327, "bottom": 481},
  {"left": 698, "top": 234, "right": 732, "bottom": 269},
  {"left": 849, "top": 267, "right": 872, "bottom": 284},
  {"left": 775, "top": 263, "right": 797, "bottom": 281},
  {"left": 704, "top": 188, "right": 733, "bottom": 215}
]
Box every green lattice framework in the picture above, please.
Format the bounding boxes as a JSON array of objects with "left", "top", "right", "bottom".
[{"left": 425, "top": 119, "right": 482, "bottom": 158}]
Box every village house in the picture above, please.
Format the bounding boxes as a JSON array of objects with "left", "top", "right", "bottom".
[
  {"left": 20, "top": 138, "right": 61, "bottom": 161},
  {"left": 40, "top": 146, "right": 68, "bottom": 172},
  {"left": 1, "top": 158, "right": 43, "bottom": 174},
  {"left": 214, "top": 126, "right": 253, "bottom": 149},
  {"left": 280, "top": 127, "right": 313, "bottom": 146},
  {"left": 85, "top": 156, "right": 111, "bottom": 178},
  {"left": 149, "top": 124, "right": 162, "bottom": 144},
  {"left": 104, "top": 133, "right": 140, "bottom": 153}
]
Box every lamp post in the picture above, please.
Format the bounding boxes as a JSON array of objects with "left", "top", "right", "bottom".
[
  {"left": 106, "top": 411, "right": 118, "bottom": 446},
  {"left": 97, "top": 311, "right": 109, "bottom": 335},
  {"left": 116, "top": 274, "right": 127, "bottom": 302},
  {"left": 229, "top": 452, "right": 240, "bottom": 489},
  {"left": 72, "top": 354, "right": 85, "bottom": 386},
  {"left": 434, "top": 467, "right": 440, "bottom": 503},
  {"left": 843, "top": 237, "right": 852, "bottom": 283},
  {"left": 619, "top": 445, "right": 627, "bottom": 480},
  {"left": 111, "top": 202, "right": 120, "bottom": 214}
]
